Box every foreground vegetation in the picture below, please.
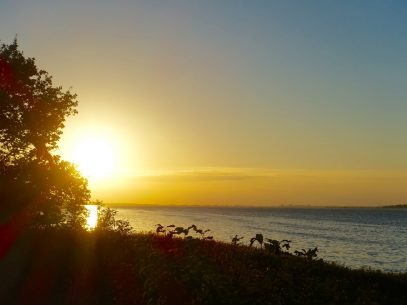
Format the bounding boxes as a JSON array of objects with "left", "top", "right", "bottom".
[{"left": 1, "top": 227, "right": 406, "bottom": 305}]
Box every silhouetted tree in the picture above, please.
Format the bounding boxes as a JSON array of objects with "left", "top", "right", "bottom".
[{"left": 0, "top": 39, "right": 90, "bottom": 228}]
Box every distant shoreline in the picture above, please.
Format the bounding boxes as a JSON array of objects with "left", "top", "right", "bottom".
[
  {"left": 105, "top": 203, "right": 407, "bottom": 209},
  {"left": 382, "top": 204, "right": 407, "bottom": 209}
]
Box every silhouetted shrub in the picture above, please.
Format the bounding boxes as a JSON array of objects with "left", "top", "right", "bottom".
[
  {"left": 249, "top": 233, "right": 264, "bottom": 248},
  {"left": 294, "top": 247, "right": 319, "bottom": 260}
]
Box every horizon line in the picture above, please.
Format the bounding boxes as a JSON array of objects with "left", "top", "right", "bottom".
[{"left": 102, "top": 203, "right": 406, "bottom": 209}]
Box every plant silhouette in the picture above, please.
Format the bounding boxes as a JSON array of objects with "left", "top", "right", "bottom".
[
  {"left": 155, "top": 223, "right": 213, "bottom": 240},
  {"left": 250, "top": 233, "right": 264, "bottom": 248},
  {"left": 231, "top": 235, "right": 244, "bottom": 245},
  {"left": 264, "top": 239, "right": 291, "bottom": 255},
  {"left": 295, "top": 247, "right": 319, "bottom": 260}
]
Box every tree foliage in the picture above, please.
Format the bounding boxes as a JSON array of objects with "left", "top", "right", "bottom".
[{"left": 0, "top": 39, "right": 90, "bottom": 227}]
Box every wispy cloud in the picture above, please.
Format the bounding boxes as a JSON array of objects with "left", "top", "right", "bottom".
[
  {"left": 132, "top": 168, "right": 277, "bottom": 182},
  {"left": 128, "top": 167, "right": 407, "bottom": 181}
]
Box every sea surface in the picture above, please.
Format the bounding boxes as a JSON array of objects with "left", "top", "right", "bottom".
[{"left": 114, "top": 206, "right": 407, "bottom": 272}]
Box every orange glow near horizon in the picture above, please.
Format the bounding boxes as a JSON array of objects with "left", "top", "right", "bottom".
[{"left": 86, "top": 168, "right": 407, "bottom": 207}]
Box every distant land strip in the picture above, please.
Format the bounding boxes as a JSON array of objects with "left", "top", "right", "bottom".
[{"left": 382, "top": 204, "right": 407, "bottom": 208}]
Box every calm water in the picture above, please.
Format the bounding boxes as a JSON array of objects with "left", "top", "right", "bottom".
[{"left": 114, "top": 206, "right": 407, "bottom": 272}]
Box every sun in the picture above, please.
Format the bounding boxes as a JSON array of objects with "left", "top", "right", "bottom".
[{"left": 71, "top": 136, "right": 116, "bottom": 180}]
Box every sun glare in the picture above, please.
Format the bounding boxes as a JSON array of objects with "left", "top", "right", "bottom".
[
  {"left": 85, "top": 205, "right": 98, "bottom": 230},
  {"left": 72, "top": 136, "right": 116, "bottom": 180}
]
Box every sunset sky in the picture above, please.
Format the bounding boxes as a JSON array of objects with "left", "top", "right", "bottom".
[{"left": 1, "top": 1, "right": 407, "bottom": 206}]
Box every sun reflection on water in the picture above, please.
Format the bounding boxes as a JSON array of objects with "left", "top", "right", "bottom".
[{"left": 85, "top": 205, "right": 98, "bottom": 230}]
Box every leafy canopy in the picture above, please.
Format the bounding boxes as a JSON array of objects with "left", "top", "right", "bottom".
[{"left": 0, "top": 39, "right": 90, "bottom": 227}]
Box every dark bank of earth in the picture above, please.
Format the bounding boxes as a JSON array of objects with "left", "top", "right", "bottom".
[
  {"left": 1, "top": 229, "right": 406, "bottom": 305},
  {"left": 383, "top": 204, "right": 407, "bottom": 209}
]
